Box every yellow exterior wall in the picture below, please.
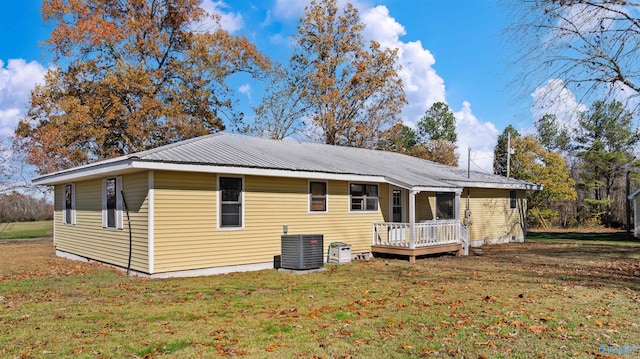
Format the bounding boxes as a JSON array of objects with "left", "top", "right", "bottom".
[
  {"left": 153, "top": 171, "right": 388, "bottom": 273},
  {"left": 460, "top": 188, "right": 526, "bottom": 243},
  {"left": 53, "top": 171, "right": 149, "bottom": 272}
]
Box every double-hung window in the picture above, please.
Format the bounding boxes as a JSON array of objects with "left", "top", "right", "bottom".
[
  {"left": 509, "top": 190, "right": 517, "bottom": 209},
  {"left": 219, "top": 177, "right": 243, "bottom": 228},
  {"left": 63, "top": 184, "right": 76, "bottom": 225},
  {"left": 309, "top": 181, "right": 327, "bottom": 212},
  {"left": 102, "top": 177, "right": 123, "bottom": 229},
  {"left": 436, "top": 192, "right": 455, "bottom": 220},
  {"left": 350, "top": 183, "right": 378, "bottom": 211}
]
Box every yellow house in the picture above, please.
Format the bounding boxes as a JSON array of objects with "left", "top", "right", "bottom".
[{"left": 33, "top": 133, "right": 540, "bottom": 277}]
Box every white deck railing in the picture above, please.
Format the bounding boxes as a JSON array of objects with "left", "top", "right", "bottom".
[{"left": 372, "top": 220, "right": 463, "bottom": 248}]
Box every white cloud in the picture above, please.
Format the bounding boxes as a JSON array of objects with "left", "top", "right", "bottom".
[
  {"left": 195, "top": 0, "right": 244, "bottom": 34},
  {"left": 360, "top": 5, "right": 445, "bottom": 125},
  {"left": 0, "top": 59, "right": 47, "bottom": 137},
  {"left": 530, "top": 79, "right": 587, "bottom": 130},
  {"left": 273, "top": 0, "right": 309, "bottom": 20},
  {"left": 455, "top": 101, "right": 499, "bottom": 173},
  {"left": 238, "top": 83, "right": 251, "bottom": 100}
]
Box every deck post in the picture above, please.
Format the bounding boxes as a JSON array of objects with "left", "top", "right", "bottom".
[
  {"left": 455, "top": 191, "right": 461, "bottom": 248},
  {"left": 409, "top": 190, "right": 417, "bottom": 249}
]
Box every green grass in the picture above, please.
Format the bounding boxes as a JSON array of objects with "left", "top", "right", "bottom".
[
  {"left": 1, "top": 238, "right": 639, "bottom": 358},
  {"left": 0, "top": 220, "right": 53, "bottom": 239}
]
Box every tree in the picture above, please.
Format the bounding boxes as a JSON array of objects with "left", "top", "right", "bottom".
[
  {"left": 250, "top": 66, "right": 309, "bottom": 140},
  {"left": 15, "top": 0, "right": 271, "bottom": 174},
  {"left": 412, "top": 102, "right": 458, "bottom": 166},
  {"left": 493, "top": 125, "right": 520, "bottom": 177},
  {"left": 575, "top": 100, "right": 639, "bottom": 226},
  {"left": 534, "top": 114, "right": 570, "bottom": 153},
  {"left": 509, "top": 1, "right": 640, "bottom": 108},
  {"left": 417, "top": 102, "right": 457, "bottom": 143},
  {"left": 290, "top": 0, "right": 406, "bottom": 148},
  {"left": 510, "top": 136, "right": 577, "bottom": 228}
]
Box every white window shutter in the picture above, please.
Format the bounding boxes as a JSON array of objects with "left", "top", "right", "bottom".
[
  {"left": 116, "top": 176, "right": 123, "bottom": 229},
  {"left": 102, "top": 179, "right": 107, "bottom": 227}
]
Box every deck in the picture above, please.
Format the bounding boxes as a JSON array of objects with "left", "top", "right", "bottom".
[{"left": 372, "top": 221, "right": 467, "bottom": 263}]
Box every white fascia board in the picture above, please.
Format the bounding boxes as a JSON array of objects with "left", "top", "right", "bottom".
[
  {"left": 32, "top": 159, "right": 136, "bottom": 185},
  {"left": 450, "top": 181, "right": 543, "bottom": 191},
  {"left": 413, "top": 186, "right": 463, "bottom": 194},
  {"left": 383, "top": 177, "right": 462, "bottom": 193},
  {"left": 131, "top": 160, "right": 387, "bottom": 183}
]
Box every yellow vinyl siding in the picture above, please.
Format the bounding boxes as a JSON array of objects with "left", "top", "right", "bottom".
[
  {"left": 153, "top": 171, "right": 386, "bottom": 273},
  {"left": 461, "top": 188, "right": 525, "bottom": 242},
  {"left": 53, "top": 171, "right": 149, "bottom": 272}
]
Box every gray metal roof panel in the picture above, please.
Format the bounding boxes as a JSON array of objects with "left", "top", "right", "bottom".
[{"left": 35, "top": 132, "right": 539, "bottom": 190}]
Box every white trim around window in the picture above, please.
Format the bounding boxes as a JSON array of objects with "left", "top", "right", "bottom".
[
  {"left": 509, "top": 190, "right": 517, "bottom": 210},
  {"left": 308, "top": 180, "right": 328, "bottom": 214},
  {"left": 348, "top": 182, "right": 379, "bottom": 213},
  {"left": 102, "top": 176, "right": 123, "bottom": 229},
  {"left": 62, "top": 183, "right": 76, "bottom": 225},
  {"left": 217, "top": 175, "right": 245, "bottom": 230}
]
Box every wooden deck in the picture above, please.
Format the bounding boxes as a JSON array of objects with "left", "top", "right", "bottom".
[{"left": 371, "top": 243, "right": 464, "bottom": 263}]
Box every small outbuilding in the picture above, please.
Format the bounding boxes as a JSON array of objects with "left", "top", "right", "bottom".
[{"left": 33, "top": 133, "right": 540, "bottom": 277}]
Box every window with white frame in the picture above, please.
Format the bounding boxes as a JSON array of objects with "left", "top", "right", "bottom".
[
  {"left": 63, "top": 184, "right": 76, "bottom": 225},
  {"left": 510, "top": 190, "right": 517, "bottom": 209},
  {"left": 350, "top": 183, "right": 378, "bottom": 211},
  {"left": 309, "top": 181, "right": 327, "bottom": 212},
  {"left": 436, "top": 192, "right": 455, "bottom": 220},
  {"left": 219, "top": 177, "right": 243, "bottom": 228},
  {"left": 102, "top": 177, "right": 123, "bottom": 229}
]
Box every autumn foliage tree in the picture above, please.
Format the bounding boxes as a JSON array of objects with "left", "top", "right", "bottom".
[
  {"left": 510, "top": 136, "right": 577, "bottom": 228},
  {"left": 290, "top": 0, "right": 406, "bottom": 148},
  {"left": 16, "top": 0, "right": 270, "bottom": 174}
]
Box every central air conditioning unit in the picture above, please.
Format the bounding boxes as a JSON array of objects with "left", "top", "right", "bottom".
[{"left": 281, "top": 234, "right": 324, "bottom": 270}]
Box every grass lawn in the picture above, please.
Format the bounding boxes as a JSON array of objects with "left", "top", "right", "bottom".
[
  {"left": 1, "top": 237, "right": 639, "bottom": 358},
  {"left": 0, "top": 221, "right": 53, "bottom": 239}
]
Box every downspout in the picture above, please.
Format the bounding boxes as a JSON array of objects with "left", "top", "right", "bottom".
[{"left": 120, "top": 190, "right": 133, "bottom": 275}]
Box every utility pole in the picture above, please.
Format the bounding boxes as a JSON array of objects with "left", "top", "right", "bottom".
[
  {"left": 467, "top": 147, "right": 471, "bottom": 178},
  {"left": 506, "top": 132, "right": 511, "bottom": 178}
]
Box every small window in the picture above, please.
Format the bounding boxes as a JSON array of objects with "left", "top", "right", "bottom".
[
  {"left": 436, "top": 192, "right": 455, "bottom": 220},
  {"left": 63, "top": 184, "right": 75, "bottom": 225},
  {"left": 102, "top": 177, "right": 123, "bottom": 229},
  {"left": 309, "top": 181, "right": 327, "bottom": 212},
  {"left": 350, "top": 183, "right": 378, "bottom": 212},
  {"left": 220, "top": 177, "right": 243, "bottom": 228},
  {"left": 510, "top": 190, "right": 517, "bottom": 209}
]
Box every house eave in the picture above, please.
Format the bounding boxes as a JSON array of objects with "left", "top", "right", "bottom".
[{"left": 32, "top": 159, "right": 389, "bottom": 185}]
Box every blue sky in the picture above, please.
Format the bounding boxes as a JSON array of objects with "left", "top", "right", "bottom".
[{"left": 0, "top": 0, "right": 549, "bottom": 173}]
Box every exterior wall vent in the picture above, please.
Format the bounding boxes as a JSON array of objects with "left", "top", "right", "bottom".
[{"left": 281, "top": 234, "right": 324, "bottom": 270}]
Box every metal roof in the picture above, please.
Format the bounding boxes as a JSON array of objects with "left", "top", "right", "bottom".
[{"left": 33, "top": 133, "right": 541, "bottom": 190}]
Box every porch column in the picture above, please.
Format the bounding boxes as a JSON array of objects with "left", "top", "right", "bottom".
[
  {"left": 409, "top": 190, "right": 417, "bottom": 249},
  {"left": 454, "top": 191, "right": 461, "bottom": 220}
]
